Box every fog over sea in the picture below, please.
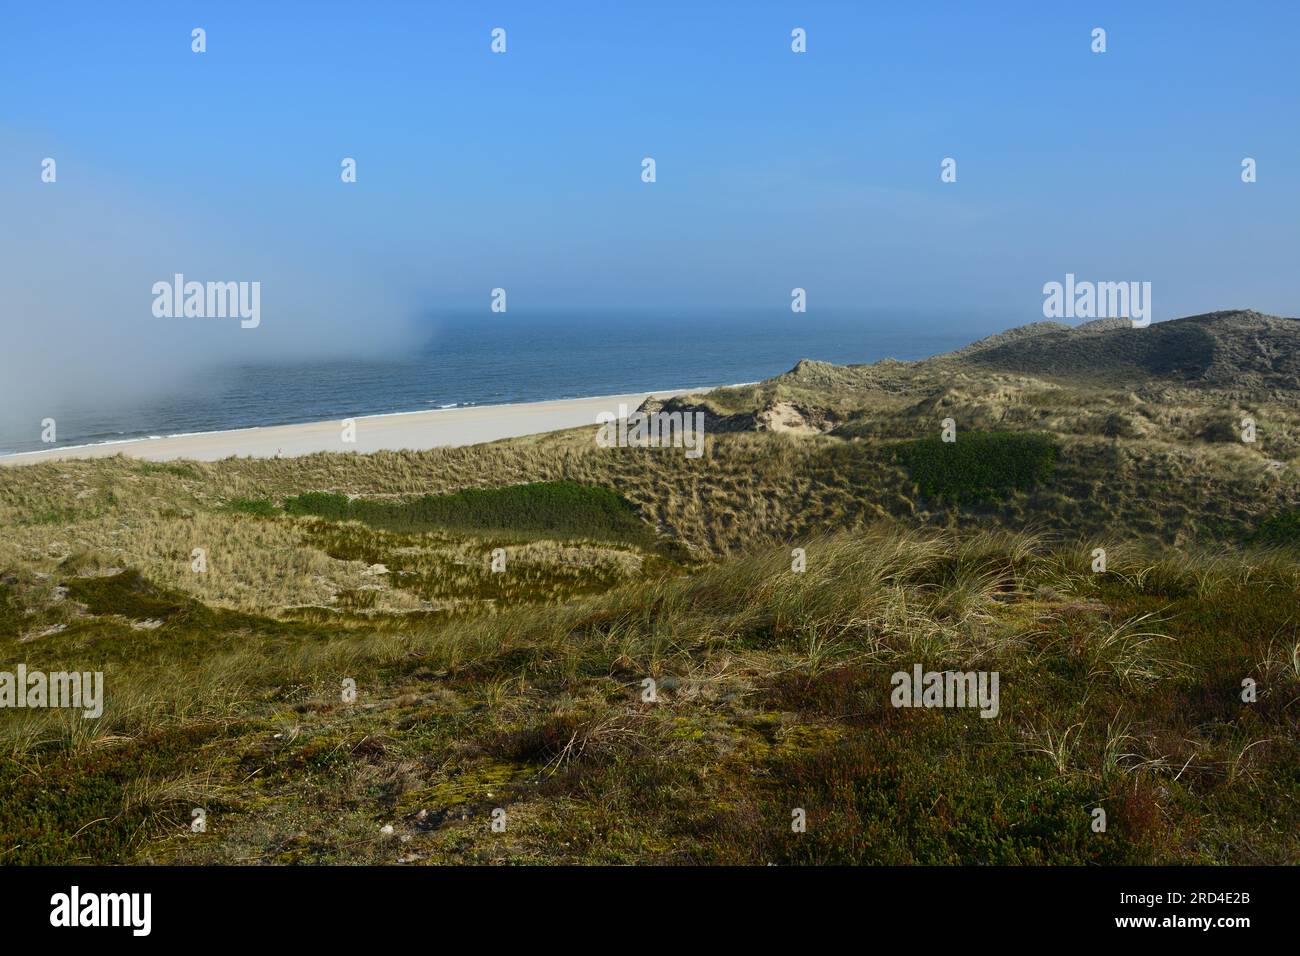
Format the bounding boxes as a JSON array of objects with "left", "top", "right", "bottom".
[{"left": 0, "top": 311, "right": 992, "bottom": 456}]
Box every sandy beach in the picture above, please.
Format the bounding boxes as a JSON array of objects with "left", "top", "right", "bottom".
[{"left": 0, "top": 388, "right": 703, "bottom": 466}]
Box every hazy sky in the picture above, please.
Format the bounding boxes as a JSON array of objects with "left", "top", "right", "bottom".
[{"left": 2, "top": 1, "right": 1298, "bottom": 429}]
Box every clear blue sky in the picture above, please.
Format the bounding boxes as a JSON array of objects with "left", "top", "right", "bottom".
[{"left": 2, "top": 1, "right": 1297, "bottom": 358}]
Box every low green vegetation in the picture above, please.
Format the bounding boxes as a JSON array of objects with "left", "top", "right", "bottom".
[
  {"left": 1253, "top": 508, "right": 1300, "bottom": 546},
  {"left": 893, "top": 431, "right": 1057, "bottom": 504},
  {"left": 282, "top": 480, "right": 658, "bottom": 546},
  {"left": 226, "top": 497, "right": 278, "bottom": 517},
  {"left": 1, "top": 529, "right": 1296, "bottom": 865}
]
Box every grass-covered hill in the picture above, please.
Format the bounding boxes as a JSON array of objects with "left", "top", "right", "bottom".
[
  {"left": 659, "top": 309, "right": 1300, "bottom": 424},
  {"left": 956, "top": 310, "right": 1300, "bottom": 389},
  {"left": 1, "top": 311, "right": 1297, "bottom": 865},
  {"left": 645, "top": 309, "right": 1299, "bottom": 549}
]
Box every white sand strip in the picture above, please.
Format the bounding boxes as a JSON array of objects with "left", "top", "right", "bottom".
[{"left": 0, "top": 388, "right": 707, "bottom": 466}]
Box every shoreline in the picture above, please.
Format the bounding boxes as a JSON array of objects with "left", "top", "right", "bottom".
[{"left": 0, "top": 386, "right": 726, "bottom": 466}]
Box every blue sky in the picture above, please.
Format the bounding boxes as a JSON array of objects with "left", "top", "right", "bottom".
[{"left": 1, "top": 0, "right": 1297, "bottom": 413}]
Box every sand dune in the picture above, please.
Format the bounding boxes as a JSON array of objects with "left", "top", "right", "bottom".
[{"left": 0, "top": 389, "right": 703, "bottom": 466}]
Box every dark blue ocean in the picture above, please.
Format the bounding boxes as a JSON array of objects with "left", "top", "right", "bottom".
[{"left": 1, "top": 311, "right": 991, "bottom": 456}]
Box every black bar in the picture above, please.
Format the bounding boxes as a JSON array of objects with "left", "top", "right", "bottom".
[{"left": 0, "top": 866, "right": 1284, "bottom": 941}]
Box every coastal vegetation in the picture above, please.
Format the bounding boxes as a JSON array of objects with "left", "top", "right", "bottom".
[{"left": 1, "top": 310, "right": 1297, "bottom": 864}]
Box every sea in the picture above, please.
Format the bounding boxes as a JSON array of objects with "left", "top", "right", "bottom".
[{"left": 0, "top": 311, "right": 990, "bottom": 457}]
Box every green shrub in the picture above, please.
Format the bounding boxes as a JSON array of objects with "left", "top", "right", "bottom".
[
  {"left": 1252, "top": 509, "right": 1300, "bottom": 546},
  {"left": 893, "top": 431, "right": 1057, "bottom": 504},
  {"left": 226, "top": 497, "right": 278, "bottom": 517},
  {"left": 137, "top": 462, "right": 201, "bottom": 479},
  {"left": 1199, "top": 417, "right": 1241, "bottom": 443},
  {"left": 282, "top": 480, "right": 656, "bottom": 545}
]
